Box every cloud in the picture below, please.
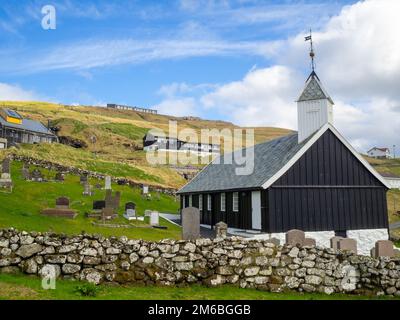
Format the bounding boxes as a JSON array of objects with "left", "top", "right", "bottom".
[
  {"left": 154, "top": 0, "right": 400, "bottom": 152},
  {"left": 0, "top": 83, "right": 40, "bottom": 101},
  {"left": 153, "top": 98, "right": 197, "bottom": 117}
]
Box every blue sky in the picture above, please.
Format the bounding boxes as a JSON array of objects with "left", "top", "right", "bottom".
[
  {"left": 0, "top": 0, "right": 399, "bottom": 153},
  {"left": 0, "top": 0, "right": 354, "bottom": 107}
]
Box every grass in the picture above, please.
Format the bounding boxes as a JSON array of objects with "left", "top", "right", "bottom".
[
  {"left": 388, "top": 189, "right": 400, "bottom": 223},
  {"left": 0, "top": 161, "right": 180, "bottom": 240},
  {"left": 98, "top": 123, "right": 148, "bottom": 144},
  {"left": 0, "top": 273, "right": 397, "bottom": 300}
]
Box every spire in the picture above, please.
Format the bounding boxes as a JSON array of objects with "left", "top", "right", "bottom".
[{"left": 305, "top": 29, "right": 315, "bottom": 72}]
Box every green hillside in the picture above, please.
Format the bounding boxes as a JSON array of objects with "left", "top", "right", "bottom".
[
  {"left": 0, "top": 161, "right": 180, "bottom": 240},
  {"left": 0, "top": 101, "right": 292, "bottom": 189}
]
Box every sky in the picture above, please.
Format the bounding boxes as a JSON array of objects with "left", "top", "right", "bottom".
[{"left": 0, "top": 0, "right": 399, "bottom": 154}]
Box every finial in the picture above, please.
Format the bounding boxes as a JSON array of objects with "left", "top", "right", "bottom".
[{"left": 304, "top": 29, "right": 315, "bottom": 72}]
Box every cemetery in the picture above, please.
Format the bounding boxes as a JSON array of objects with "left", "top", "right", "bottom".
[{"left": 0, "top": 159, "right": 180, "bottom": 241}]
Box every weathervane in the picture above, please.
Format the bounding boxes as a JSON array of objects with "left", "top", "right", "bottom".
[{"left": 305, "top": 29, "right": 315, "bottom": 72}]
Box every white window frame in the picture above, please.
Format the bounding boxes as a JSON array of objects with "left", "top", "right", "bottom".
[
  {"left": 221, "top": 193, "right": 226, "bottom": 212},
  {"left": 207, "top": 194, "right": 212, "bottom": 211},
  {"left": 188, "top": 194, "right": 192, "bottom": 207},
  {"left": 199, "top": 195, "right": 203, "bottom": 211},
  {"left": 233, "top": 192, "right": 239, "bottom": 212}
]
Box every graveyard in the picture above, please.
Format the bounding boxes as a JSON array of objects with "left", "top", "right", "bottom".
[{"left": 0, "top": 160, "right": 180, "bottom": 241}]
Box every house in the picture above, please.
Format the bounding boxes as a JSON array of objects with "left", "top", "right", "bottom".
[
  {"left": 380, "top": 173, "right": 400, "bottom": 189},
  {"left": 107, "top": 103, "right": 157, "bottom": 114},
  {"left": 367, "top": 147, "right": 391, "bottom": 159},
  {"left": 0, "top": 108, "right": 57, "bottom": 146},
  {"left": 143, "top": 132, "right": 220, "bottom": 156},
  {"left": 177, "top": 70, "right": 390, "bottom": 255}
]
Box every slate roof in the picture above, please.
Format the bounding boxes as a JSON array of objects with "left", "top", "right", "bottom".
[
  {"left": 178, "top": 132, "right": 310, "bottom": 194},
  {"left": 297, "top": 71, "right": 334, "bottom": 104},
  {"left": 0, "top": 116, "right": 55, "bottom": 136}
]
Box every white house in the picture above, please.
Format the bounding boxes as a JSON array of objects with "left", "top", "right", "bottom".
[{"left": 367, "top": 147, "right": 391, "bottom": 159}]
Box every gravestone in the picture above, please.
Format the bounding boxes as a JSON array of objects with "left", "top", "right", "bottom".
[
  {"left": 93, "top": 200, "right": 106, "bottom": 211},
  {"left": 105, "top": 189, "right": 113, "bottom": 208},
  {"left": 104, "top": 176, "right": 112, "bottom": 190},
  {"left": 82, "top": 182, "right": 92, "bottom": 196},
  {"left": 125, "top": 202, "right": 136, "bottom": 211},
  {"left": 123, "top": 202, "right": 136, "bottom": 220},
  {"left": 101, "top": 207, "right": 116, "bottom": 221},
  {"left": 54, "top": 172, "right": 64, "bottom": 182},
  {"left": 181, "top": 207, "right": 200, "bottom": 240},
  {"left": 215, "top": 221, "right": 228, "bottom": 239},
  {"left": 95, "top": 183, "right": 102, "bottom": 189},
  {"left": 150, "top": 211, "right": 159, "bottom": 226},
  {"left": 304, "top": 238, "right": 316, "bottom": 246},
  {"left": 142, "top": 185, "right": 149, "bottom": 194},
  {"left": 285, "top": 229, "right": 305, "bottom": 246},
  {"left": 338, "top": 238, "right": 357, "bottom": 254},
  {"left": 144, "top": 210, "right": 152, "bottom": 217},
  {"left": 80, "top": 174, "right": 88, "bottom": 185},
  {"left": 55, "top": 197, "right": 70, "bottom": 209},
  {"left": 2, "top": 158, "right": 10, "bottom": 174},
  {"left": 31, "top": 169, "right": 43, "bottom": 182},
  {"left": 330, "top": 236, "right": 344, "bottom": 251},
  {"left": 22, "top": 167, "right": 30, "bottom": 180},
  {"left": 113, "top": 191, "right": 121, "bottom": 209},
  {"left": 374, "top": 240, "right": 394, "bottom": 258}
]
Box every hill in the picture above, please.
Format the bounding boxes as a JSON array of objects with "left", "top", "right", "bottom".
[{"left": 0, "top": 101, "right": 292, "bottom": 189}]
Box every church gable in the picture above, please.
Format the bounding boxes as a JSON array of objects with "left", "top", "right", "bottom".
[{"left": 273, "top": 129, "right": 385, "bottom": 187}]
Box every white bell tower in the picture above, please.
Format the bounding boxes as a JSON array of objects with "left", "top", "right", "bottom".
[{"left": 297, "top": 31, "right": 334, "bottom": 144}]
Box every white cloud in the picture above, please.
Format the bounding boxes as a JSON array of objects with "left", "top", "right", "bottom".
[
  {"left": 155, "top": 0, "right": 400, "bottom": 153},
  {"left": 153, "top": 97, "right": 197, "bottom": 117},
  {"left": 0, "top": 83, "right": 39, "bottom": 101}
]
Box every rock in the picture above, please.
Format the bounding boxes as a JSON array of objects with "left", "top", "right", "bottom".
[
  {"left": 67, "top": 254, "right": 83, "bottom": 264},
  {"left": 288, "top": 247, "right": 299, "bottom": 258},
  {"left": 20, "top": 235, "right": 34, "bottom": 245},
  {"left": 58, "top": 244, "right": 77, "bottom": 253},
  {"left": 138, "top": 246, "right": 149, "bottom": 257},
  {"left": 301, "top": 283, "right": 316, "bottom": 292},
  {"left": 129, "top": 253, "right": 139, "bottom": 263},
  {"left": 0, "top": 248, "right": 11, "bottom": 256},
  {"left": 255, "top": 256, "right": 269, "bottom": 266},
  {"left": 83, "top": 256, "right": 101, "bottom": 265},
  {"left": 0, "top": 258, "right": 11, "bottom": 267},
  {"left": 80, "top": 248, "right": 98, "bottom": 257},
  {"left": 143, "top": 257, "right": 154, "bottom": 264},
  {"left": 244, "top": 266, "right": 260, "bottom": 276},
  {"left": 62, "top": 264, "right": 81, "bottom": 274},
  {"left": 216, "top": 266, "right": 234, "bottom": 275},
  {"left": 254, "top": 276, "right": 269, "bottom": 285},
  {"left": 183, "top": 243, "right": 196, "bottom": 253},
  {"left": 121, "top": 261, "right": 130, "bottom": 271},
  {"left": 106, "top": 247, "right": 121, "bottom": 255},
  {"left": 0, "top": 239, "right": 9, "bottom": 248},
  {"left": 301, "top": 260, "right": 315, "bottom": 268},
  {"left": 45, "top": 255, "right": 67, "bottom": 264},
  {"left": 16, "top": 243, "right": 43, "bottom": 258},
  {"left": 175, "top": 262, "right": 193, "bottom": 271},
  {"left": 81, "top": 268, "right": 102, "bottom": 285},
  {"left": 21, "top": 258, "right": 38, "bottom": 274},
  {"left": 305, "top": 275, "right": 322, "bottom": 285},
  {"left": 286, "top": 276, "right": 301, "bottom": 289},
  {"left": 204, "top": 275, "right": 225, "bottom": 286}
]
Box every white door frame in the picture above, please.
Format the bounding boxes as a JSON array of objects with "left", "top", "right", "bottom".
[{"left": 251, "top": 191, "right": 262, "bottom": 230}]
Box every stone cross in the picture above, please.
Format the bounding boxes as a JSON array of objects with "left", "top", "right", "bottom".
[
  {"left": 181, "top": 207, "right": 200, "bottom": 240},
  {"left": 285, "top": 229, "right": 305, "bottom": 246},
  {"left": 215, "top": 221, "right": 228, "bottom": 239},
  {"left": 80, "top": 174, "right": 88, "bottom": 185}
]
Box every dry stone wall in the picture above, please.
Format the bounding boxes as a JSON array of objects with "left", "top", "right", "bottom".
[{"left": 0, "top": 228, "right": 400, "bottom": 296}]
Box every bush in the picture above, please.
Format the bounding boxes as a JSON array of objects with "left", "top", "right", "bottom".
[{"left": 75, "top": 283, "right": 99, "bottom": 297}]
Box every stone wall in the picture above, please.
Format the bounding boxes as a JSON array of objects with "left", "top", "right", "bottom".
[
  {"left": 10, "top": 155, "right": 176, "bottom": 195},
  {"left": 0, "top": 228, "right": 399, "bottom": 296}
]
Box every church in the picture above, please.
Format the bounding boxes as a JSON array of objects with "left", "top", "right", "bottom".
[{"left": 177, "top": 49, "right": 390, "bottom": 255}]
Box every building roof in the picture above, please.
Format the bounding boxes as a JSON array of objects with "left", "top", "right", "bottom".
[
  {"left": 0, "top": 116, "right": 55, "bottom": 136},
  {"left": 4, "top": 109, "right": 22, "bottom": 119},
  {"left": 177, "top": 123, "right": 390, "bottom": 194},
  {"left": 297, "top": 71, "right": 334, "bottom": 104},
  {"left": 178, "top": 132, "right": 310, "bottom": 193},
  {"left": 367, "top": 147, "right": 389, "bottom": 153},
  {"left": 380, "top": 172, "right": 400, "bottom": 179}
]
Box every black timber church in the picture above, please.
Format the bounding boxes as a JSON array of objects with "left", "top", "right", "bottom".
[{"left": 177, "top": 70, "right": 390, "bottom": 255}]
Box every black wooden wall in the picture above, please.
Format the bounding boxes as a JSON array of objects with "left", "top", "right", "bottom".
[
  {"left": 267, "top": 129, "right": 388, "bottom": 233},
  {"left": 182, "top": 191, "right": 252, "bottom": 229}
]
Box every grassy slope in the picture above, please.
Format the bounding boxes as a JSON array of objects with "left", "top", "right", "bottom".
[
  {"left": 0, "top": 273, "right": 397, "bottom": 300},
  {"left": 0, "top": 101, "right": 292, "bottom": 189},
  {"left": 0, "top": 161, "right": 180, "bottom": 240}
]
